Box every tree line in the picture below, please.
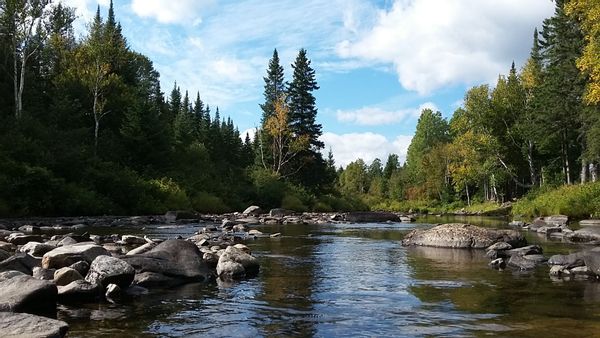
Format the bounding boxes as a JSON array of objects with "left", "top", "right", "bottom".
[
  {"left": 0, "top": 1, "right": 350, "bottom": 216},
  {"left": 339, "top": 0, "right": 600, "bottom": 210}
]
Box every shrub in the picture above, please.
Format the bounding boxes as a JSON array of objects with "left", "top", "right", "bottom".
[
  {"left": 191, "top": 191, "right": 231, "bottom": 214},
  {"left": 513, "top": 182, "right": 600, "bottom": 218},
  {"left": 282, "top": 194, "right": 308, "bottom": 212}
]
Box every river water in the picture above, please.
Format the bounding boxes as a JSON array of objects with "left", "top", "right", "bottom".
[{"left": 60, "top": 216, "right": 600, "bottom": 337}]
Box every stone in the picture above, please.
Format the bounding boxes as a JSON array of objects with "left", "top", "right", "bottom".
[
  {"left": 269, "top": 208, "right": 293, "bottom": 217},
  {"left": 203, "top": 252, "right": 219, "bottom": 267},
  {"left": 550, "top": 265, "right": 567, "bottom": 276},
  {"left": 489, "top": 258, "right": 505, "bottom": 269},
  {"left": 487, "top": 242, "right": 513, "bottom": 251},
  {"left": 165, "top": 210, "right": 198, "bottom": 223},
  {"left": 248, "top": 229, "right": 263, "bottom": 236},
  {"left": 579, "top": 219, "right": 600, "bottom": 227},
  {"left": 270, "top": 233, "right": 281, "bottom": 238},
  {"left": 0, "top": 274, "right": 57, "bottom": 314},
  {"left": 69, "top": 260, "right": 90, "bottom": 276},
  {"left": 54, "top": 267, "right": 83, "bottom": 286},
  {"left": 0, "top": 241, "right": 17, "bottom": 252},
  {"left": 507, "top": 255, "right": 537, "bottom": 270},
  {"left": 126, "top": 242, "right": 156, "bottom": 255},
  {"left": 509, "top": 220, "right": 525, "bottom": 227},
  {"left": 566, "top": 227, "right": 600, "bottom": 242},
  {"left": 216, "top": 245, "right": 260, "bottom": 279},
  {"left": 522, "top": 254, "right": 547, "bottom": 264},
  {"left": 105, "top": 283, "right": 122, "bottom": 302},
  {"left": 399, "top": 216, "right": 416, "bottom": 223},
  {"left": 19, "top": 241, "right": 56, "bottom": 257},
  {"left": 0, "top": 270, "right": 27, "bottom": 281},
  {"left": 42, "top": 243, "right": 109, "bottom": 269},
  {"left": 57, "top": 236, "right": 78, "bottom": 247},
  {"left": 0, "top": 248, "right": 10, "bottom": 261},
  {"left": 537, "top": 226, "right": 562, "bottom": 235},
  {"left": 0, "top": 312, "right": 68, "bottom": 338},
  {"left": 233, "top": 243, "right": 251, "bottom": 254},
  {"left": 6, "top": 233, "right": 43, "bottom": 246},
  {"left": 570, "top": 266, "right": 592, "bottom": 276},
  {"left": 344, "top": 211, "right": 400, "bottom": 223},
  {"left": 122, "top": 235, "right": 147, "bottom": 245},
  {"left": 505, "top": 245, "right": 543, "bottom": 257},
  {"left": 548, "top": 252, "right": 586, "bottom": 268},
  {"left": 0, "top": 253, "right": 41, "bottom": 274},
  {"left": 57, "top": 280, "right": 102, "bottom": 303},
  {"left": 402, "top": 223, "right": 526, "bottom": 249},
  {"left": 243, "top": 205, "right": 263, "bottom": 216},
  {"left": 122, "top": 239, "right": 210, "bottom": 287},
  {"left": 33, "top": 267, "right": 56, "bottom": 280},
  {"left": 85, "top": 255, "right": 135, "bottom": 289},
  {"left": 583, "top": 247, "right": 600, "bottom": 276}
]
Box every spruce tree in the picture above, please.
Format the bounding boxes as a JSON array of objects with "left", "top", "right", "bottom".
[{"left": 260, "top": 49, "right": 286, "bottom": 125}]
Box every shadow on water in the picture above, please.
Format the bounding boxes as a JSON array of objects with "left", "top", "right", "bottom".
[{"left": 60, "top": 217, "right": 600, "bottom": 337}]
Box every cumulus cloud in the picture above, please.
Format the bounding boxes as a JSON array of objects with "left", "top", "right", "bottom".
[
  {"left": 337, "top": 0, "right": 555, "bottom": 94},
  {"left": 320, "top": 132, "right": 412, "bottom": 168},
  {"left": 131, "top": 0, "right": 214, "bottom": 24},
  {"left": 336, "top": 102, "right": 437, "bottom": 126}
]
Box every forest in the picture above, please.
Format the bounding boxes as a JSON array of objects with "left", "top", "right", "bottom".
[{"left": 0, "top": 0, "right": 598, "bottom": 217}]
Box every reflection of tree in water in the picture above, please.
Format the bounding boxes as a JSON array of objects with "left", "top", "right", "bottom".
[{"left": 252, "top": 224, "right": 321, "bottom": 337}]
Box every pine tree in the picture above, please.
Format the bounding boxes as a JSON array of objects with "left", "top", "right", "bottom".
[{"left": 260, "top": 49, "right": 286, "bottom": 125}]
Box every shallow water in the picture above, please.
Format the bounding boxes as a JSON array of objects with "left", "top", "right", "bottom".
[{"left": 60, "top": 217, "right": 600, "bottom": 337}]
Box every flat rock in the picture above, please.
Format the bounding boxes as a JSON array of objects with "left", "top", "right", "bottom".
[
  {"left": 344, "top": 211, "right": 400, "bottom": 223},
  {"left": 42, "top": 243, "right": 109, "bottom": 269},
  {"left": 0, "top": 274, "right": 58, "bottom": 314},
  {"left": 19, "top": 241, "right": 56, "bottom": 257},
  {"left": 548, "top": 252, "right": 586, "bottom": 268},
  {"left": 402, "top": 223, "right": 525, "bottom": 249},
  {"left": 508, "top": 255, "right": 537, "bottom": 270},
  {"left": 0, "top": 312, "right": 68, "bottom": 338},
  {"left": 6, "top": 233, "right": 43, "bottom": 246},
  {"left": 86, "top": 255, "right": 135, "bottom": 289},
  {"left": 505, "top": 245, "right": 543, "bottom": 257},
  {"left": 566, "top": 227, "right": 600, "bottom": 242},
  {"left": 579, "top": 219, "right": 600, "bottom": 227}
]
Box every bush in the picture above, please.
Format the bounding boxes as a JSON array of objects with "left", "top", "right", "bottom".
[
  {"left": 191, "top": 191, "right": 231, "bottom": 214},
  {"left": 150, "top": 178, "right": 191, "bottom": 211},
  {"left": 513, "top": 182, "right": 600, "bottom": 218},
  {"left": 281, "top": 194, "right": 308, "bottom": 212}
]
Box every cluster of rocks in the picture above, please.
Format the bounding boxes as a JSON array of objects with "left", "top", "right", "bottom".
[
  {"left": 0, "top": 222, "right": 263, "bottom": 337},
  {"left": 510, "top": 215, "right": 600, "bottom": 243},
  {"left": 546, "top": 247, "right": 600, "bottom": 280},
  {"left": 486, "top": 243, "right": 546, "bottom": 270}
]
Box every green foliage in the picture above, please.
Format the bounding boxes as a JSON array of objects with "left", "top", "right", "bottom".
[
  {"left": 191, "top": 192, "right": 231, "bottom": 214},
  {"left": 513, "top": 182, "right": 600, "bottom": 218},
  {"left": 281, "top": 194, "right": 308, "bottom": 212}
]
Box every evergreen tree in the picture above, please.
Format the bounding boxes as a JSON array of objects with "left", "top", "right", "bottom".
[{"left": 260, "top": 49, "right": 286, "bottom": 125}]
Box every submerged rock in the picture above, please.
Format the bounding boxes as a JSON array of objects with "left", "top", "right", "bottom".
[
  {"left": 402, "top": 223, "right": 525, "bottom": 249},
  {"left": 57, "top": 280, "right": 101, "bottom": 303},
  {"left": 0, "top": 312, "right": 68, "bottom": 338}
]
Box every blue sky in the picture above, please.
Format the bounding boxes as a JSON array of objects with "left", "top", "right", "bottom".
[{"left": 63, "top": 0, "right": 555, "bottom": 167}]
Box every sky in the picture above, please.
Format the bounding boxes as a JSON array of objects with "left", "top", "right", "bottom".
[{"left": 61, "top": 0, "right": 555, "bottom": 167}]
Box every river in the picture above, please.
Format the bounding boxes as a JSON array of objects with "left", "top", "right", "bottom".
[{"left": 59, "top": 216, "right": 600, "bottom": 337}]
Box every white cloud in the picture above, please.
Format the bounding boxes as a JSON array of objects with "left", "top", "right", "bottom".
[
  {"left": 336, "top": 102, "right": 437, "bottom": 126},
  {"left": 337, "top": 0, "right": 555, "bottom": 94},
  {"left": 131, "top": 0, "right": 214, "bottom": 24},
  {"left": 320, "top": 132, "right": 412, "bottom": 168}
]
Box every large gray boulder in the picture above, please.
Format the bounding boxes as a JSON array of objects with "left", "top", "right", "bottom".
[
  {"left": 122, "top": 239, "right": 210, "bottom": 287},
  {"left": 0, "top": 253, "right": 41, "bottom": 274},
  {"left": 6, "top": 233, "right": 43, "bottom": 246},
  {"left": 243, "top": 205, "right": 263, "bottom": 216},
  {"left": 0, "top": 312, "right": 68, "bottom": 338},
  {"left": 402, "top": 223, "right": 526, "bottom": 249},
  {"left": 57, "top": 280, "right": 102, "bottom": 303},
  {"left": 345, "top": 211, "right": 400, "bottom": 223},
  {"left": 566, "top": 227, "right": 600, "bottom": 242},
  {"left": 19, "top": 241, "right": 56, "bottom": 257},
  {"left": 548, "top": 251, "right": 586, "bottom": 268},
  {"left": 216, "top": 245, "right": 260, "bottom": 279},
  {"left": 85, "top": 255, "right": 134, "bottom": 289},
  {"left": 42, "top": 243, "right": 109, "bottom": 269},
  {"left": 0, "top": 274, "right": 58, "bottom": 314}
]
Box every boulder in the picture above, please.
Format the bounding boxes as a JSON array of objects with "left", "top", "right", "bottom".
[
  {"left": 345, "top": 211, "right": 400, "bottom": 223},
  {"left": 243, "top": 206, "right": 263, "bottom": 216},
  {"left": 0, "top": 274, "right": 57, "bottom": 314},
  {"left": 0, "top": 253, "right": 41, "bottom": 274},
  {"left": 567, "top": 227, "right": 600, "bottom": 242},
  {"left": 0, "top": 312, "right": 68, "bottom": 338},
  {"left": 0, "top": 241, "right": 17, "bottom": 252},
  {"left": 54, "top": 267, "right": 83, "bottom": 286},
  {"left": 216, "top": 245, "right": 260, "bottom": 279},
  {"left": 0, "top": 248, "right": 10, "bottom": 261},
  {"left": 19, "top": 241, "right": 56, "bottom": 257},
  {"left": 507, "top": 255, "right": 537, "bottom": 270},
  {"left": 165, "top": 210, "right": 198, "bottom": 223},
  {"left": 85, "top": 255, "right": 135, "bottom": 289},
  {"left": 57, "top": 280, "right": 102, "bottom": 303},
  {"left": 583, "top": 247, "right": 600, "bottom": 276},
  {"left": 122, "top": 239, "right": 210, "bottom": 287},
  {"left": 548, "top": 252, "right": 586, "bottom": 268},
  {"left": 6, "top": 233, "right": 43, "bottom": 246},
  {"left": 402, "top": 223, "right": 526, "bottom": 249},
  {"left": 505, "top": 245, "right": 543, "bottom": 257},
  {"left": 57, "top": 236, "right": 77, "bottom": 247},
  {"left": 105, "top": 283, "right": 121, "bottom": 301},
  {"left": 42, "top": 243, "right": 109, "bottom": 269}
]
